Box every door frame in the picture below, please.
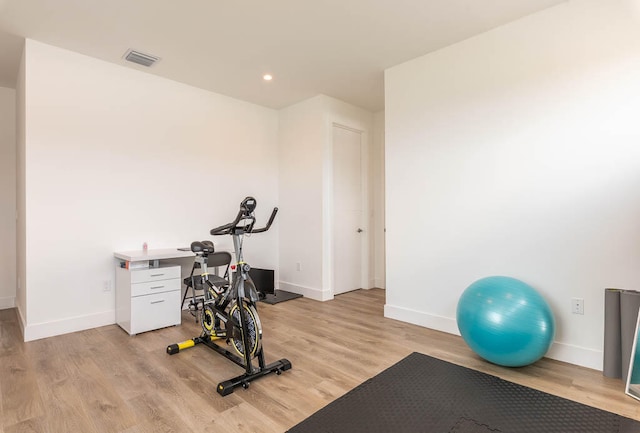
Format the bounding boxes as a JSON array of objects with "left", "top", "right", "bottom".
[{"left": 326, "top": 122, "right": 370, "bottom": 297}]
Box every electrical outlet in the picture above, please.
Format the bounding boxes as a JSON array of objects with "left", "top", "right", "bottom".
[
  {"left": 296, "top": 262, "right": 301, "bottom": 272},
  {"left": 571, "top": 298, "right": 584, "bottom": 315},
  {"left": 103, "top": 279, "right": 112, "bottom": 292}
]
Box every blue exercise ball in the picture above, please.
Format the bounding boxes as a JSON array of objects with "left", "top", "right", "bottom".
[{"left": 456, "top": 276, "right": 555, "bottom": 367}]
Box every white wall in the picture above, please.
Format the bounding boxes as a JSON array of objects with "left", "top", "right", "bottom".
[
  {"left": 372, "top": 111, "right": 385, "bottom": 289},
  {"left": 278, "top": 95, "right": 376, "bottom": 300},
  {"left": 15, "top": 44, "right": 25, "bottom": 325},
  {"left": 278, "top": 96, "right": 326, "bottom": 299},
  {"left": 22, "top": 40, "right": 279, "bottom": 341},
  {"left": 385, "top": 0, "right": 640, "bottom": 370},
  {"left": 0, "top": 86, "right": 16, "bottom": 309}
]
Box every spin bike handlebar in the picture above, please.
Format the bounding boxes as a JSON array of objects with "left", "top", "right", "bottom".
[
  {"left": 210, "top": 197, "right": 278, "bottom": 236},
  {"left": 252, "top": 207, "right": 278, "bottom": 233}
]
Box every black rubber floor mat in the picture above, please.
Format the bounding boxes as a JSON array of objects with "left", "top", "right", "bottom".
[
  {"left": 449, "top": 417, "right": 502, "bottom": 433},
  {"left": 259, "top": 290, "right": 302, "bottom": 305},
  {"left": 287, "top": 352, "right": 640, "bottom": 433}
]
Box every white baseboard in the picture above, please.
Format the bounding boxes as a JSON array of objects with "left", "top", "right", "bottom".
[
  {"left": 384, "top": 302, "right": 602, "bottom": 371},
  {"left": 373, "top": 278, "right": 385, "bottom": 289},
  {"left": 23, "top": 310, "right": 116, "bottom": 342},
  {"left": 384, "top": 303, "right": 460, "bottom": 335},
  {"left": 279, "top": 281, "right": 333, "bottom": 302},
  {"left": 546, "top": 341, "right": 602, "bottom": 371},
  {"left": 16, "top": 303, "right": 26, "bottom": 337},
  {"left": 0, "top": 296, "right": 15, "bottom": 310}
]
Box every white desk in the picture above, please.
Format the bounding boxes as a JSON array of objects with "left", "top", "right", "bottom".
[
  {"left": 114, "top": 248, "right": 195, "bottom": 266},
  {"left": 114, "top": 248, "right": 194, "bottom": 335}
]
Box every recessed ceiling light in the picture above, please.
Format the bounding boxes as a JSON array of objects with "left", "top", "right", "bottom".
[{"left": 263, "top": 74, "right": 273, "bottom": 81}]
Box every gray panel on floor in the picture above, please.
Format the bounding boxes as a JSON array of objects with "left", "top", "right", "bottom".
[{"left": 260, "top": 290, "right": 302, "bottom": 305}]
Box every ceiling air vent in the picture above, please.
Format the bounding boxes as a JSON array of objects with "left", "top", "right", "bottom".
[{"left": 123, "top": 49, "right": 160, "bottom": 67}]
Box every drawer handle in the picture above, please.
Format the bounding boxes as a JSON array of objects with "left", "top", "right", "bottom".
[
  {"left": 150, "top": 285, "right": 165, "bottom": 290},
  {"left": 150, "top": 273, "right": 165, "bottom": 277},
  {"left": 150, "top": 299, "right": 165, "bottom": 304}
]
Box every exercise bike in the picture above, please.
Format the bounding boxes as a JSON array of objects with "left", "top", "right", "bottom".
[{"left": 167, "top": 197, "right": 291, "bottom": 396}]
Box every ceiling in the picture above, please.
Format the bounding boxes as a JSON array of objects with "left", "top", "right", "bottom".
[{"left": 0, "top": 0, "right": 566, "bottom": 111}]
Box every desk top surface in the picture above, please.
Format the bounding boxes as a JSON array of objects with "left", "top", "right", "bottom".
[{"left": 114, "top": 248, "right": 194, "bottom": 262}]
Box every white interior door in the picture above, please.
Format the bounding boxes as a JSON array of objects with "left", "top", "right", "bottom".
[{"left": 332, "top": 125, "right": 363, "bottom": 295}]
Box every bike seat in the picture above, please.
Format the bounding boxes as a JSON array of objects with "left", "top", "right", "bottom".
[{"left": 191, "top": 241, "right": 215, "bottom": 254}]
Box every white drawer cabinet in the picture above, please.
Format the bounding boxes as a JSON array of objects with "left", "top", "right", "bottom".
[{"left": 116, "top": 265, "right": 182, "bottom": 335}]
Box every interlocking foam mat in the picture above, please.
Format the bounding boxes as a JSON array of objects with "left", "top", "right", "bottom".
[{"left": 288, "top": 352, "right": 640, "bottom": 433}]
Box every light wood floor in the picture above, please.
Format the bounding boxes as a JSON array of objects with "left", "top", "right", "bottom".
[{"left": 1, "top": 289, "right": 639, "bottom": 432}]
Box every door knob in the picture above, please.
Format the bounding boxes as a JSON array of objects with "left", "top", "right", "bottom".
[{"left": 357, "top": 228, "right": 363, "bottom": 233}]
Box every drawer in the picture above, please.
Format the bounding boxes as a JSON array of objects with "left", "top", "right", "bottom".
[
  {"left": 130, "top": 290, "right": 181, "bottom": 334},
  {"left": 130, "top": 266, "right": 181, "bottom": 284},
  {"left": 131, "top": 277, "right": 180, "bottom": 297}
]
